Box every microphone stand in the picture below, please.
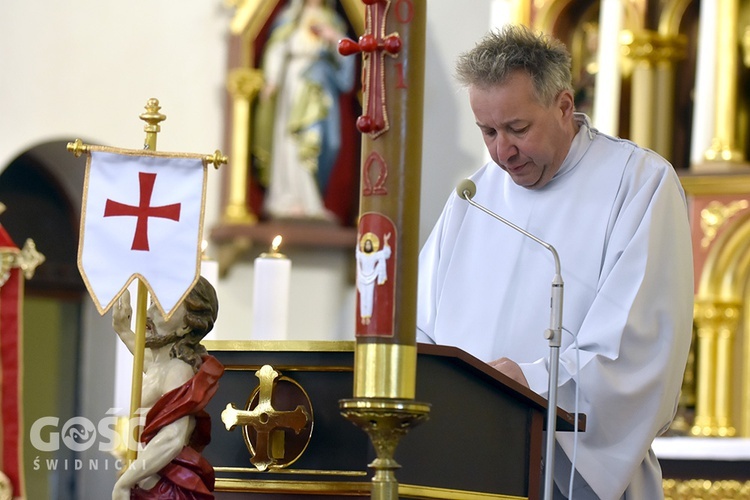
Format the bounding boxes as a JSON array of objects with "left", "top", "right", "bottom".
[{"left": 458, "top": 180, "right": 563, "bottom": 500}]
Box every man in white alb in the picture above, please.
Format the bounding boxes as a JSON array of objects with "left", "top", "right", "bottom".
[{"left": 417, "top": 25, "right": 693, "bottom": 499}]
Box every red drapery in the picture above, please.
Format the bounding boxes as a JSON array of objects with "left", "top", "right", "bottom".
[{"left": 0, "top": 223, "right": 24, "bottom": 497}]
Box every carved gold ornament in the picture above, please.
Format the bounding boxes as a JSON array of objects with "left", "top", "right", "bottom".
[
  {"left": 700, "top": 200, "right": 749, "bottom": 248},
  {"left": 0, "top": 238, "right": 45, "bottom": 287}
]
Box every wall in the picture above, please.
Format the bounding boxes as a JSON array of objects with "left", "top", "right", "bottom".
[
  {"left": 0, "top": 1, "right": 491, "bottom": 498},
  {"left": 0, "top": 1, "right": 489, "bottom": 341}
]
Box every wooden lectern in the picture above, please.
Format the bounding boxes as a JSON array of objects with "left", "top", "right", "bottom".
[{"left": 203, "top": 341, "right": 584, "bottom": 500}]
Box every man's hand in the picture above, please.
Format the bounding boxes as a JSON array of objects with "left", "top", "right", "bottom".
[{"left": 489, "top": 357, "right": 529, "bottom": 388}]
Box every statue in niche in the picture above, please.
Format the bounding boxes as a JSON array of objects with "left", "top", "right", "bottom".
[
  {"left": 253, "top": 0, "right": 357, "bottom": 223},
  {"left": 111, "top": 276, "right": 224, "bottom": 500}
]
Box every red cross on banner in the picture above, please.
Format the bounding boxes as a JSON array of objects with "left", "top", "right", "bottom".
[
  {"left": 104, "top": 172, "right": 182, "bottom": 251},
  {"left": 78, "top": 148, "right": 207, "bottom": 318}
]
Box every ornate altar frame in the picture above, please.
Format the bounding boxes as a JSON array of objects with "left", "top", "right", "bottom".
[
  {"left": 212, "top": 0, "right": 367, "bottom": 275},
  {"left": 680, "top": 174, "right": 750, "bottom": 438}
]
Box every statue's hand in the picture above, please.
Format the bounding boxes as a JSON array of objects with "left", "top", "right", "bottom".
[
  {"left": 111, "top": 481, "right": 131, "bottom": 500},
  {"left": 112, "top": 289, "right": 133, "bottom": 334},
  {"left": 310, "top": 22, "right": 341, "bottom": 44},
  {"left": 260, "top": 84, "right": 277, "bottom": 101}
]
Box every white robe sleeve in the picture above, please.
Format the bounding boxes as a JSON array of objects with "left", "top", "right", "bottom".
[
  {"left": 519, "top": 157, "right": 694, "bottom": 499},
  {"left": 417, "top": 191, "right": 467, "bottom": 345},
  {"left": 416, "top": 203, "right": 446, "bottom": 345}
]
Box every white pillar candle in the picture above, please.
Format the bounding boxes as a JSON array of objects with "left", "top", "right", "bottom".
[{"left": 251, "top": 235, "right": 291, "bottom": 340}]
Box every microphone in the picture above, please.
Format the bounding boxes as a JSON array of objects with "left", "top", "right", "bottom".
[
  {"left": 457, "top": 179, "right": 563, "bottom": 500},
  {"left": 456, "top": 178, "right": 477, "bottom": 200}
]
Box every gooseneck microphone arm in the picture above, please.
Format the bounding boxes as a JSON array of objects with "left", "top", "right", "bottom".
[{"left": 457, "top": 179, "right": 563, "bottom": 500}]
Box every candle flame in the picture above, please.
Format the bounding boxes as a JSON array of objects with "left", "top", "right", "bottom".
[{"left": 271, "top": 235, "right": 283, "bottom": 252}]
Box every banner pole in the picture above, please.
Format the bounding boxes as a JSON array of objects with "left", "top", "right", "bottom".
[{"left": 125, "top": 98, "right": 166, "bottom": 465}]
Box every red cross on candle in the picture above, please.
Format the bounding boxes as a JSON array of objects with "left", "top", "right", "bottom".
[
  {"left": 104, "top": 171, "right": 181, "bottom": 251},
  {"left": 338, "top": 0, "right": 402, "bottom": 138}
]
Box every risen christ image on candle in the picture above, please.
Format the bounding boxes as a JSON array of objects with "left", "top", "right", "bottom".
[{"left": 355, "top": 231, "right": 391, "bottom": 325}]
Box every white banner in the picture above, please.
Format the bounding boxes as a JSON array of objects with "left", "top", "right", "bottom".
[{"left": 78, "top": 148, "right": 207, "bottom": 319}]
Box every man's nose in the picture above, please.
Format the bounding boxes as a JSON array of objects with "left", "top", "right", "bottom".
[{"left": 495, "top": 134, "right": 517, "bottom": 164}]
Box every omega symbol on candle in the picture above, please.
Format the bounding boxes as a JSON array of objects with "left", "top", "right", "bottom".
[{"left": 251, "top": 235, "right": 291, "bottom": 340}]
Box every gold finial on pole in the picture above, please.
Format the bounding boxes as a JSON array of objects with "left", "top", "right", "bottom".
[
  {"left": 66, "top": 138, "right": 90, "bottom": 158},
  {"left": 205, "top": 150, "right": 228, "bottom": 169},
  {"left": 140, "top": 98, "right": 166, "bottom": 150}
]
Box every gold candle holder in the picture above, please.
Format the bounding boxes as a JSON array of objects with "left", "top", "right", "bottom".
[{"left": 340, "top": 398, "right": 430, "bottom": 500}]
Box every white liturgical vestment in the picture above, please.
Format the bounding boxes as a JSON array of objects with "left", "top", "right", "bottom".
[{"left": 417, "top": 114, "right": 694, "bottom": 499}]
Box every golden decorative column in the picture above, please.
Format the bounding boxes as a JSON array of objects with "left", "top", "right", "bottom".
[
  {"left": 692, "top": 301, "right": 739, "bottom": 437},
  {"left": 703, "top": 0, "right": 744, "bottom": 165},
  {"left": 624, "top": 31, "right": 656, "bottom": 151},
  {"left": 653, "top": 35, "right": 686, "bottom": 160},
  {"left": 224, "top": 68, "right": 263, "bottom": 224},
  {"left": 622, "top": 30, "right": 686, "bottom": 160}
]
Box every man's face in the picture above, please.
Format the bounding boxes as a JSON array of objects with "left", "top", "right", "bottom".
[
  {"left": 469, "top": 71, "right": 575, "bottom": 190},
  {"left": 145, "top": 301, "right": 187, "bottom": 349},
  {"left": 364, "top": 240, "right": 373, "bottom": 252}
]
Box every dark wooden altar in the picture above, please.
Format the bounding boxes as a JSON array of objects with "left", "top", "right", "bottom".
[{"left": 202, "top": 341, "right": 584, "bottom": 499}]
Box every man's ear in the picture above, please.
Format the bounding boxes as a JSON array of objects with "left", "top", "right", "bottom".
[{"left": 558, "top": 89, "right": 575, "bottom": 118}]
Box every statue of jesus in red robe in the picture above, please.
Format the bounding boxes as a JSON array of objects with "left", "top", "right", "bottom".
[{"left": 111, "top": 276, "right": 224, "bottom": 500}]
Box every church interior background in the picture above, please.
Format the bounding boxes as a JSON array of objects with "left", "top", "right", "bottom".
[{"left": 1, "top": 0, "right": 750, "bottom": 498}]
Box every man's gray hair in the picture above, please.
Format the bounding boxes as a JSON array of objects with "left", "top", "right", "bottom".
[{"left": 455, "top": 24, "right": 573, "bottom": 107}]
